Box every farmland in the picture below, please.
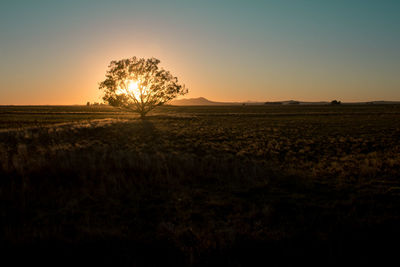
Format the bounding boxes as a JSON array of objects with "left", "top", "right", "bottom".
[{"left": 1, "top": 104, "right": 400, "bottom": 266}]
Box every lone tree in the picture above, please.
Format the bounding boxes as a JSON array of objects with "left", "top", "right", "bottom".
[{"left": 99, "top": 57, "right": 188, "bottom": 117}]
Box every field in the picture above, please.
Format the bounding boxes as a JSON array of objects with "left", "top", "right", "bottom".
[{"left": 1, "top": 104, "right": 400, "bottom": 266}]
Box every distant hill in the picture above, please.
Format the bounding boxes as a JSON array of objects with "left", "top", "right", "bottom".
[
  {"left": 168, "top": 98, "right": 330, "bottom": 106},
  {"left": 357, "top": 101, "right": 400, "bottom": 105},
  {"left": 169, "top": 97, "right": 237, "bottom": 106},
  {"left": 169, "top": 97, "right": 271, "bottom": 106},
  {"left": 168, "top": 97, "right": 400, "bottom": 106}
]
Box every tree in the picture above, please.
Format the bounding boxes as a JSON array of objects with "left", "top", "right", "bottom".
[
  {"left": 331, "top": 100, "right": 341, "bottom": 105},
  {"left": 99, "top": 57, "right": 188, "bottom": 117}
]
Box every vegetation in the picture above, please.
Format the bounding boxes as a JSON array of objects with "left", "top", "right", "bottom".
[
  {"left": 99, "top": 57, "right": 188, "bottom": 117},
  {"left": 264, "top": 101, "right": 282, "bottom": 105},
  {"left": 1, "top": 104, "right": 400, "bottom": 266}
]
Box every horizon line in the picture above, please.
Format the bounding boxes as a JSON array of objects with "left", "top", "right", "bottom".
[{"left": 1, "top": 99, "right": 400, "bottom": 106}]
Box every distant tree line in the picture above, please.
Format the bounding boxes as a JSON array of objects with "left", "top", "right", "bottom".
[
  {"left": 86, "top": 102, "right": 106, "bottom": 106},
  {"left": 264, "top": 101, "right": 299, "bottom": 105},
  {"left": 264, "top": 102, "right": 282, "bottom": 105}
]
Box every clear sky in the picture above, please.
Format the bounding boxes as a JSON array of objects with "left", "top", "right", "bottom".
[{"left": 0, "top": 0, "right": 399, "bottom": 104}]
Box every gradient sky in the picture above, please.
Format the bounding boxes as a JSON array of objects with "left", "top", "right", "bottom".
[{"left": 1, "top": 0, "right": 399, "bottom": 104}]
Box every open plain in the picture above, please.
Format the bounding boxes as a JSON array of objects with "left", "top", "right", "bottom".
[{"left": 1, "top": 104, "right": 400, "bottom": 266}]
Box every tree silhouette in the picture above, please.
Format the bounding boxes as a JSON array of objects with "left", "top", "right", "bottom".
[{"left": 99, "top": 57, "right": 188, "bottom": 117}]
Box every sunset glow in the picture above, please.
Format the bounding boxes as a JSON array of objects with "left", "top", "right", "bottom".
[
  {"left": 116, "top": 80, "right": 145, "bottom": 101},
  {"left": 0, "top": 1, "right": 399, "bottom": 104},
  {"left": 2, "top": 2, "right": 400, "bottom": 265},
  {"left": 127, "top": 81, "right": 139, "bottom": 96}
]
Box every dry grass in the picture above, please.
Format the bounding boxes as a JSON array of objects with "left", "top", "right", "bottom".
[{"left": 1, "top": 104, "right": 400, "bottom": 266}]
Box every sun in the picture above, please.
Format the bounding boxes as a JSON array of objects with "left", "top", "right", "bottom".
[
  {"left": 127, "top": 80, "right": 140, "bottom": 98},
  {"left": 116, "top": 79, "right": 143, "bottom": 101}
]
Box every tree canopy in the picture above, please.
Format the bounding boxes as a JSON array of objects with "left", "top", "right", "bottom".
[
  {"left": 331, "top": 100, "right": 341, "bottom": 105},
  {"left": 99, "top": 57, "right": 188, "bottom": 117}
]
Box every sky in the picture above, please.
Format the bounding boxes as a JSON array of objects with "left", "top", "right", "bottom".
[{"left": 0, "top": 0, "right": 399, "bottom": 104}]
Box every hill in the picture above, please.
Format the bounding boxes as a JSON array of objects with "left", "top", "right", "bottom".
[
  {"left": 169, "top": 97, "right": 235, "bottom": 106},
  {"left": 169, "top": 97, "right": 268, "bottom": 106},
  {"left": 169, "top": 98, "right": 400, "bottom": 106}
]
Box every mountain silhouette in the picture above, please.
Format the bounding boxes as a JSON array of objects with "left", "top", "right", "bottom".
[
  {"left": 169, "top": 97, "right": 232, "bottom": 106},
  {"left": 169, "top": 97, "right": 400, "bottom": 106},
  {"left": 169, "top": 97, "right": 269, "bottom": 106}
]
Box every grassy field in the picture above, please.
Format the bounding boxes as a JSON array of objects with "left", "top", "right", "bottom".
[{"left": 1, "top": 104, "right": 400, "bottom": 266}]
